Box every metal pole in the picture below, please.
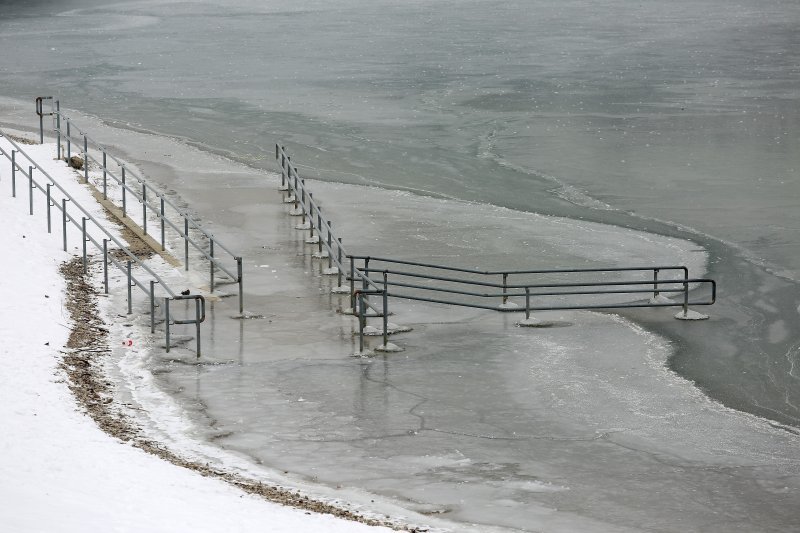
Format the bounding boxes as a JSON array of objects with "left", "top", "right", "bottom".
[
  {"left": 184, "top": 217, "right": 189, "bottom": 270},
  {"left": 383, "top": 271, "right": 389, "bottom": 348},
  {"left": 209, "top": 239, "right": 215, "bottom": 292},
  {"left": 165, "top": 297, "right": 171, "bottom": 353},
  {"left": 11, "top": 150, "right": 16, "bottom": 197},
  {"left": 160, "top": 196, "right": 166, "bottom": 250},
  {"left": 121, "top": 166, "right": 126, "bottom": 217},
  {"left": 327, "top": 220, "right": 333, "bottom": 269},
  {"left": 150, "top": 281, "right": 156, "bottom": 334},
  {"left": 525, "top": 287, "right": 531, "bottom": 320},
  {"left": 81, "top": 217, "right": 88, "bottom": 274},
  {"left": 653, "top": 269, "right": 660, "bottom": 298},
  {"left": 66, "top": 120, "right": 71, "bottom": 159},
  {"left": 317, "top": 211, "right": 323, "bottom": 255},
  {"left": 127, "top": 260, "right": 133, "bottom": 314},
  {"left": 300, "top": 183, "right": 306, "bottom": 224},
  {"left": 102, "top": 150, "right": 107, "bottom": 199},
  {"left": 62, "top": 198, "right": 69, "bottom": 251},
  {"left": 358, "top": 293, "right": 365, "bottom": 353},
  {"left": 362, "top": 257, "right": 370, "bottom": 311},
  {"left": 195, "top": 298, "right": 202, "bottom": 359},
  {"left": 350, "top": 256, "right": 356, "bottom": 310},
  {"left": 103, "top": 239, "right": 109, "bottom": 294},
  {"left": 83, "top": 135, "right": 88, "bottom": 182},
  {"left": 56, "top": 101, "right": 61, "bottom": 161},
  {"left": 38, "top": 101, "right": 44, "bottom": 144},
  {"left": 337, "top": 238, "right": 343, "bottom": 287},
  {"left": 308, "top": 193, "right": 315, "bottom": 240},
  {"left": 237, "top": 256, "right": 244, "bottom": 314},
  {"left": 682, "top": 272, "right": 689, "bottom": 317},
  {"left": 28, "top": 166, "right": 34, "bottom": 215},
  {"left": 502, "top": 273, "right": 508, "bottom": 305},
  {"left": 142, "top": 184, "right": 147, "bottom": 235},
  {"left": 46, "top": 184, "right": 52, "bottom": 233}
]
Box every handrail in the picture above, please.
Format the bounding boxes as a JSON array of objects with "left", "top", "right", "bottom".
[
  {"left": 42, "top": 100, "right": 244, "bottom": 314},
  {"left": 351, "top": 254, "right": 689, "bottom": 277},
  {"left": 0, "top": 129, "right": 176, "bottom": 298},
  {"left": 1, "top": 129, "right": 209, "bottom": 357},
  {"left": 275, "top": 144, "right": 718, "bottom": 354}
]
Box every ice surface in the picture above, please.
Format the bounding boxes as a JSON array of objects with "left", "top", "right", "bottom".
[{"left": 49, "top": 125, "right": 793, "bottom": 531}]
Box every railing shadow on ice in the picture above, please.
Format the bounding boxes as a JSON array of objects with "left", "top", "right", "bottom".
[{"left": 274, "top": 144, "right": 717, "bottom": 356}]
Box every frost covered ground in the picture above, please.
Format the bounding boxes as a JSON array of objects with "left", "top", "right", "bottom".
[{"left": 0, "top": 132, "right": 391, "bottom": 533}]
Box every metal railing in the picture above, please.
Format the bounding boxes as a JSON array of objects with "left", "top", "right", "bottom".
[
  {"left": 275, "top": 144, "right": 385, "bottom": 316},
  {"left": 38, "top": 98, "right": 244, "bottom": 315},
  {"left": 1, "top": 129, "right": 205, "bottom": 356},
  {"left": 274, "top": 145, "right": 717, "bottom": 354}
]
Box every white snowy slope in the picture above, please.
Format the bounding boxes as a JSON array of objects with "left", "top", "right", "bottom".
[{"left": 0, "top": 134, "right": 390, "bottom": 533}]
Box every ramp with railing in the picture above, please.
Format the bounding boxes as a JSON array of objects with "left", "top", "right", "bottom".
[
  {"left": 36, "top": 97, "right": 244, "bottom": 316},
  {"left": 1, "top": 129, "right": 206, "bottom": 355}
]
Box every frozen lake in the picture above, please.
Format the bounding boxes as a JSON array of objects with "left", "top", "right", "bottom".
[{"left": 1, "top": 0, "right": 799, "bottom": 530}]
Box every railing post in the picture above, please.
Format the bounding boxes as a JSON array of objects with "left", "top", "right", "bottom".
[
  {"left": 165, "top": 297, "right": 171, "bottom": 353},
  {"left": 317, "top": 210, "right": 323, "bottom": 255},
  {"left": 525, "top": 287, "right": 531, "bottom": 320},
  {"left": 300, "top": 183, "right": 306, "bottom": 224},
  {"left": 362, "top": 257, "right": 370, "bottom": 312},
  {"left": 160, "top": 196, "right": 166, "bottom": 250},
  {"left": 350, "top": 256, "right": 356, "bottom": 310},
  {"left": 358, "top": 293, "right": 365, "bottom": 353},
  {"left": 46, "top": 184, "right": 52, "bottom": 233},
  {"left": 62, "top": 198, "right": 69, "bottom": 251},
  {"left": 11, "top": 150, "right": 16, "bottom": 197},
  {"left": 28, "top": 166, "right": 34, "bottom": 215},
  {"left": 209, "top": 239, "right": 215, "bottom": 293},
  {"left": 55, "top": 101, "right": 61, "bottom": 160},
  {"left": 337, "top": 238, "right": 343, "bottom": 287},
  {"left": 83, "top": 135, "right": 88, "bottom": 183},
  {"left": 502, "top": 273, "right": 508, "bottom": 305},
  {"left": 66, "top": 119, "right": 71, "bottom": 159},
  {"left": 102, "top": 150, "right": 107, "bottom": 199},
  {"left": 150, "top": 280, "right": 156, "bottom": 334},
  {"left": 127, "top": 260, "right": 133, "bottom": 315},
  {"left": 36, "top": 97, "right": 44, "bottom": 144},
  {"left": 653, "top": 268, "right": 660, "bottom": 299},
  {"left": 382, "top": 271, "right": 389, "bottom": 348},
  {"left": 682, "top": 270, "right": 689, "bottom": 317},
  {"left": 184, "top": 216, "right": 189, "bottom": 270},
  {"left": 142, "top": 183, "right": 148, "bottom": 235},
  {"left": 308, "top": 193, "right": 316, "bottom": 240},
  {"left": 103, "top": 239, "right": 109, "bottom": 294},
  {"left": 121, "top": 166, "right": 127, "bottom": 217},
  {"left": 81, "top": 217, "right": 88, "bottom": 274},
  {"left": 237, "top": 256, "right": 244, "bottom": 315},
  {"left": 195, "top": 298, "right": 202, "bottom": 358},
  {"left": 327, "top": 220, "right": 333, "bottom": 268}
]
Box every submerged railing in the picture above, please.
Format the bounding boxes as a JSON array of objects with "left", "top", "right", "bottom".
[
  {"left": 274, "top": 144, "right": 717, "bottom": 354},
  {"left": 1, "top": 128, "right": 205, "bottom": 356},
  {"left": 37, "top": 97, "right": 244, "bottom": 315}
]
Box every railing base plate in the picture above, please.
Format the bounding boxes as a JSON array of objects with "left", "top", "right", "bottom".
[
  {"left": 517, "top": 317, "right": 555, "bottom": 328},
  {"left": 674, "top": 309, "right": 709, "bottom": 320}
]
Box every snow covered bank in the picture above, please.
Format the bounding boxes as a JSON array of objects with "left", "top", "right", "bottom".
[{"left": 0, "top": 132, "right": 393, "bottom": 533}]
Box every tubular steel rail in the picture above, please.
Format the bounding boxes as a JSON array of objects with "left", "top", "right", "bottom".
[
  {"left": 1, "top": 128, "right": 205, "bottom": 356},
  {"left": 38, "top": 98, "right": 244, "bottom": 315},
  {"left": 275, "top": 144, "right": 385, "bottom": 314},
  {"left": 275, "top": 145, "right": 717, "bottom": 354}
]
